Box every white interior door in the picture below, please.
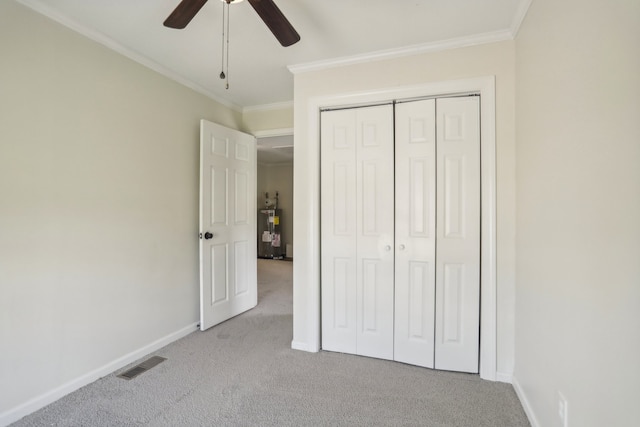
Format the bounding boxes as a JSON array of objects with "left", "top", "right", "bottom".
[
  {"left": 199, "top": 119, "right": 257, "bottom": 331},
  {"left": 394, "top": 99, "right": 437, "bottom": 368},
  {"left": 320, "top": 105, "right": 395, "bottom": 360},
  {"left": 434, "top": 97, "right": 480, "bottom": 372}
]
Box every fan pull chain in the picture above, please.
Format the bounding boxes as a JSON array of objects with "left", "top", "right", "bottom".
[
  {"left": 219, "top": 0, "right": 225, "bottom": 80},
  {"left": 225, "top": 0, "right": 230, "bottom": 89},
  {"left": 219, "top": 0, "right": 231, "bottom": 89}
]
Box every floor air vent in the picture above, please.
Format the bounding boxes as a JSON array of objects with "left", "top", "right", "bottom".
[{"left": 118, "top": 356, "right": 166, "bottom": 380}]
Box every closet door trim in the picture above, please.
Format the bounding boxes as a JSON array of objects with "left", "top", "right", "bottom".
[{"left": 297, "top": 76, "right": 497, "bottom": 381}]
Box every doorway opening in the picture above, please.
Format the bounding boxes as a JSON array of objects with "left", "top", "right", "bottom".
[
  {"left": 256, "top": 132, "right": 293, "bottom": 260},
  {"left": 255, "top": 130, "right": 294, "bottom": 307}
]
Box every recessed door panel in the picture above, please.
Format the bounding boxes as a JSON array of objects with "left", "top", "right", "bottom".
[
  {"left": 361, "top": 161, "right": 379, "bottom": 235},
  {"left": 408, "top": 261, "right": 431, "bottom": 339},
  {"left": 443, "top": 155, "right": 465, "bottom": 238},
  {"left": 333, "top": 258, "right": 352, "bottom": 329},
  {"left": 410, "top": 158, "right": 431, "bottom": 237},
  {"left": 333, "top": 125, "right": 350, "bottom": 149},
  {"left": 234, "top": 240, "right": 248, "bottom": 295},
  {"left": 410, "top": 117, "right": 430, "bottom": 143},
  {"left": 443, "top": 114, "right": 465, "bottom": 141},
  {"left": 211, "top": 167, "right": 227, "bottom": 226},
  {"left": 332, "top": 163, "right": 353, "bottom": 235},
  {"left": 211, "top": 244, "right": 228, "bottom": 304},
  {"left": 442, "top": 263, "right": 464, "bottom": 343},
  {"left": 211, "top": 136, "right": 228, "bottom": 157},
  {"left": 235, "top": 140, "right": 249, "bottom": 161},
  {"left": 234, "top": 171, "right": 248, "bottom": 225},
  {"left": 362, "top": 259, "right": 380, "bottom": 332}
]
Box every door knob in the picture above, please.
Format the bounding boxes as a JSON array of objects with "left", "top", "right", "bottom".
[
  {"left": 204, "top": 232, "right": 213, "bottom": 239},
  {"left": 399, "top": 244, "right": 406, "bottom": 251},
  {"left": 384, "top": 245, "right": 391, "bottom": 251}
]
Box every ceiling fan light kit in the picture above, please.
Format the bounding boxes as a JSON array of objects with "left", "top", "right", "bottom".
[{"left": 164, "top": 0, "right": 300, "bottom": 89}]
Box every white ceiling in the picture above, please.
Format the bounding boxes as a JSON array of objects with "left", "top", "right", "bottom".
[
  {"left": 17, "top": 0, "right": 530, "bottom": 110},
  {"left": 257, "top": 135, "right": 293, "bottom": 165}
]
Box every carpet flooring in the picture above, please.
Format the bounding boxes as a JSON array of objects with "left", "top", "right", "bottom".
[{"left": 12, "top": 259, "right": 529, "bottom": 426}]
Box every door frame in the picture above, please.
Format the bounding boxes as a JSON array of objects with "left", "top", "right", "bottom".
[{"left": 292, "top": 76, "right": 498, "bottom": 381}]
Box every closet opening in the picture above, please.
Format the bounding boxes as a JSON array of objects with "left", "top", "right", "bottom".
[{"left": 319, "top": 95, "right": 481, "bottom": 373}]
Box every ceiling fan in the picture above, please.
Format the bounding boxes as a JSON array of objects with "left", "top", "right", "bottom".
[{"left": 163, "top": 0, "right": 300, "bottom": 47}]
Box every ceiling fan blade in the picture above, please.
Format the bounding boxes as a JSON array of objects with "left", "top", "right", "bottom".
[
  {"left": 247, "top": 0, "right": 300, "bottom": 47},
  {"left": 164, "top": 0, "right": 209, "bottom": 29}
]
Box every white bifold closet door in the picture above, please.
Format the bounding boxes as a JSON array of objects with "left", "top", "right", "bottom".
[
  {"left": 320, "top": 104, "right": 395, "bottom": 360},
  {"left": 321, "top": 96, "right": 480, "bottom": 373},
  {"left": 393, "top": 99, "right": 437, "bottom": 368},
  {"left": 394, "top": 97, "right": 480, "bottom": 372}
]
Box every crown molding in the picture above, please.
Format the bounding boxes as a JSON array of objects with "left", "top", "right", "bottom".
[
  {"left": 288, "top": 29, "right": 513, "bottom": 75},
  {"left": 243, "top": 101, "right": 294, "bottom": 113},
  {"left": 15, "top": 0, "right": 242, "bottom": 112},
  {"left": 510, "top": 0, "right": 533, "bottom": 38}
]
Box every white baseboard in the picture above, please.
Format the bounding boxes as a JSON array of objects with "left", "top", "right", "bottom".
[
  {"left": 512, "top": 375, "right": 540, "bottom": 427},
  {"left": 291, "top": 340, "right": 319, "bottom": 352},
  {"left": 496, "top": 371, "right": 513, "bottom": 383},
  {"left": 0, "top": 322, "right": 198, "bottom": 427}
]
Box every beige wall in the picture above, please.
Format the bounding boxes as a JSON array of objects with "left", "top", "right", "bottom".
[
  {"left": 6, "top": 0, "right": 638, "bottom": 424},
  {"left": 242, "top": 106, "right": 293, "bottom": 134},
  {"left": 0, "top": 1, "right": 241, "bottom": 419},
  {"left": 514, "top": 0, "right": 640, "bottom": 426},
  {"left": 292, "top": 41, "right": 517, "bottom": 376}
]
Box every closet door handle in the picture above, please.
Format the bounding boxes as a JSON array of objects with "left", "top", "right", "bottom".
[
  {"left": 399, "top": 244, "right": 406, "bottom": 251},
  {"left": 384, "top": 245, "right": 391, "bottom": 252}
]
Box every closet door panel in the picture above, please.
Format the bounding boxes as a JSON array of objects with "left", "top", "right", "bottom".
[
  {"left": 394, "top": 100, "right": 437, "bottom": 368},
  {"left": 321, "top": 109, "right": 358, "bottom": 354},
  {"left": 355, "top": 105, "right": 395, "bottom": 360},
  {"left": 434, "top": 97, "right": 481, "bottom": 373}
]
